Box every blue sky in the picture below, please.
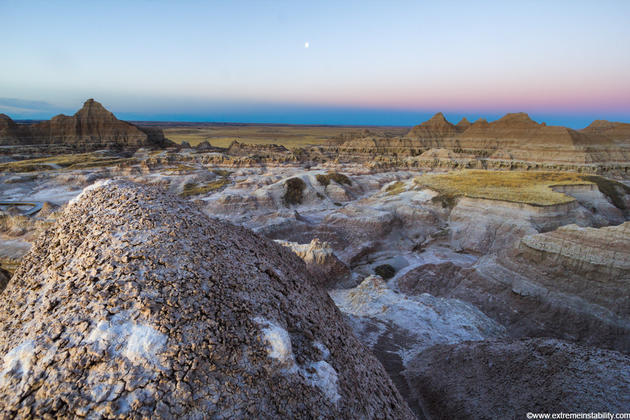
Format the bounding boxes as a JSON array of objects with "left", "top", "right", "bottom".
[{"left": 1, "top": 0, "right": 629, "bottom": 127}]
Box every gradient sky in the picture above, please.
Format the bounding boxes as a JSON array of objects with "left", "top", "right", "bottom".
[{"left": 1, "top": 0, "right": 629, "bottom": 127}]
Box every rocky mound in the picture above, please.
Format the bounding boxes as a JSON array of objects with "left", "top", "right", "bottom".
[
  {"left": 404, "top": 338, "right": 630, "bottom": 418},
  {"left": 0, "top": 99, "right": 169, "bottom": 150},
  {"left": 0, "top": 181, "right": 413, "bottom": 418}
]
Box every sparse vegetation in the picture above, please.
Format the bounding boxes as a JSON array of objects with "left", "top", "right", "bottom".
[
  {"left": 316, "top": 172, "right": 352, "bottom": 187},
  {"left": 374, "top": 264, "right": 396, "bottom": 279},
  {"left": 414, "top": 170, "right": 597, "bottom": 206},
  {"left": 212, "top": 169, "right": 233, "bottom": 177},
  {"left": 180, "top": 179, "right": 230, "bottom": 197},
  {"left": 0, "top": 153, "right": 136, "bottom": 172},
  {"left": 283, "top": 177, "right": 306, "bottom": 206},
  {"left": 385, "top": 181, "right": 406, "bottom": 196}
]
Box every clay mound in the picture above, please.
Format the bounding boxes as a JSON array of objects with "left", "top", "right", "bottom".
[
  {"left": 404, "top": 338, "right": 630, "bottom": 418},
  {"left": 0, "top": 181, "right": 413, "bottom": 419},
  {"left": 407, "top": 112, "right": 459, "bottom": 138}
]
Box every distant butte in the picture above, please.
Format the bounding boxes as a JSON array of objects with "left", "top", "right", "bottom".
[{"left": 0, "top": 99, "right": 171, "bottom": 150}]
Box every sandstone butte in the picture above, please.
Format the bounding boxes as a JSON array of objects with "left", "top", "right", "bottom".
[
  {"left": 0, "top": 180, "right": 413, "bottom": 419},
  {"left": 404, "top": 112, "right": 630, "bottom": 166},
  {"left": 0, "top": 99, "right": 170, "bottom": 150}
]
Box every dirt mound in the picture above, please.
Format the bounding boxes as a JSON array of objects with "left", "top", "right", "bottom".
[
  {"left": 404, "top": 338, "right": 630, "bottom": 418},
  {"left": 0, "top": 180, "right": 413, "bottom": 418}
]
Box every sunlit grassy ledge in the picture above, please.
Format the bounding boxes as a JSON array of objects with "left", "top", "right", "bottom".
[
  {"left": 0, "top": 153, "right": 136, "bottom": 172},
  {"left": 413, "top": 170, "right": 599, "bottom": 206}
]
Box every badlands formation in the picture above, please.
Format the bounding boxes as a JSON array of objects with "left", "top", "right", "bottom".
[{"left": 0, "top": 101, "right": 630, "bottom": 418}]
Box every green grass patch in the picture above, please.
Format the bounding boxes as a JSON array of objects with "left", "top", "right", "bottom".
[{"left": 414, "top": 170, "right": 595, "bottom": 206}]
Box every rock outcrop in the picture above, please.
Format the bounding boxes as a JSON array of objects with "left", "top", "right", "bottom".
[
  {"left": 581, "top": 120, "right": 630, "bottom": 141},
  {"left": 404, "top": 338, "right": 630, "bottom": 419},
  {"left": 330, "top": 275, "right": 505, "bottom": 417},
  {"left": 0, "top": 180, "right": 413, "bottom": 418},
  {"left": 0, "top": 114, "right": 22, "bottom": 145},
  {"left": 0, "top": 99, "right": 170, "bottom": 151},
  {"left": 274, "top": 238, "right": 350, "bottom": 288},
  {"left": 0, "top": 265, "right": 9, "bottom": 293},
  {"left": 399, "top": 220, "right": 630, "bottom": 352},
  {"left": 407, "top": 112, "right": 459, "bottom": 139}
]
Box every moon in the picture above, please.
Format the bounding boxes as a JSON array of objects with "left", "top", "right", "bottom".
[{"left": 304, "top": 42, "right": 309, "bottom": 49}]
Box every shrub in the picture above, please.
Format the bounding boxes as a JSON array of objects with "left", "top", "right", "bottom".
[
  {"left": 374, "top": 264, "right": 396, "bottom": 280},
  {"left": 283, "top": 177, "right": 306, "bottom": 206},
  {"left": 316, "top": 172, "right": 352, "bottom": 187},
  {"left": 316, "top": 174, "right": 330, "bottom": 187}
]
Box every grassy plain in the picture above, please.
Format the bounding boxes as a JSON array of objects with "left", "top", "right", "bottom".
[
  {"left": 413, "top": 170, "right": 596, "bottom": 206},
  {"left": 160, "top": 123, "right": 408, "bottom": 148}
]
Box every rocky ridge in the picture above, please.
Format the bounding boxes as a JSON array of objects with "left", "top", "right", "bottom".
[{"left": 0, "top": 99, "right": 170, "bottom": 152}]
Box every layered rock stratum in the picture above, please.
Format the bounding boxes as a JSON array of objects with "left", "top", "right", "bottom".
[
  {"left": 0, "top": 99, "right": 170, "bottom": 151},
  {"left": 0, "top": 180, "right": 413, "bottom": 418},
  {"left": 293, "top": 112, "right": 630, "bottom": 174}
]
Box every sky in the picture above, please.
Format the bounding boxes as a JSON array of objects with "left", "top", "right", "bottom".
[{"left": 1, "top": 0, "right": 629, "bottom": 128}]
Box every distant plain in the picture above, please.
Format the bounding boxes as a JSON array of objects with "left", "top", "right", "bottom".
[{"left": 153, "top": 123, "right": 410, "bottom": 148}]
